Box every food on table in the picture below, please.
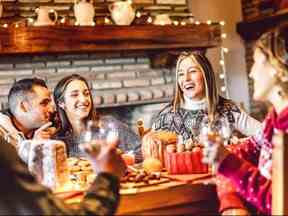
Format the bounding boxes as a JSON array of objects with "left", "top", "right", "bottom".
[
  {"left": 67, "top": 157, "right": 168, "bottom": 190},
  {"left": 165, "top": 141, "right": 208, "bottom": 174},
  {"left": 120, "top": 168, "right": 169, "bottom": 189},
  {"left": 142, "top": 158, "right": 162, "bottom": 173},
  {"left": 142, "top": 130, "right": 177, "bottom": 165},
  {"left": 67, "top": 157, "right": 94, "bottom": 187}
]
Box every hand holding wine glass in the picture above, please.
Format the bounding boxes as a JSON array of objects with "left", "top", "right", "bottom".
[
  {"left": 200, "top": 117, "right": 231, "bottom": 167},
  {"left": 80, "top": 120, "right": 126, "bottom": 178}
]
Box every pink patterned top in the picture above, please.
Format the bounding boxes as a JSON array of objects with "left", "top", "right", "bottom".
[{"left": 217, "top": 106, "right": 288, "bottom": 215}]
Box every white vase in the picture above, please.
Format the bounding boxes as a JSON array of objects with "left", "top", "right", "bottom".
[
  {"left": 74, "top": 0, "right": 95, "bottom": 26},
  {"left": 109, "top": 1, "right": 135, "bottom": 26}
]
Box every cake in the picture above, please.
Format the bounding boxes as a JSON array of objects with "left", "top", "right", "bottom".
[
  {"left": 142, "top": 130, "right": 177, "bottom": 165},
  {"left": 19, "top": 139, "right": 69, "bottom": 191}
]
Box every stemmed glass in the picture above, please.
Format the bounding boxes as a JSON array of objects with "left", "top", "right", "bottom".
[
  {"left": 80, "top": 120, "right": 119, "bottom": 157},
  {"left": 199, "top": 116, "right": 231, "bottom": 173}
]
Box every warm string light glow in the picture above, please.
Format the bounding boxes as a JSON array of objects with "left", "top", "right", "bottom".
[
  {"left": 218, "top": 20, "right": 229, "bottom": 98},
  {"left": 0, "top": 14, "right": 226, "bottom": 30}
]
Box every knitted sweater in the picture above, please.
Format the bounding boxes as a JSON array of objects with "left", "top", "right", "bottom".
[
  {"left": 217, "top": 106, "right": 288, "bottom": 215},
  {"left": 152, "top": 96, "right": 261, "bottom": 141}
]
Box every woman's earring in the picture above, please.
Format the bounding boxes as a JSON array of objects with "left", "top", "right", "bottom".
[{"left": 58, "top": 102, "right": 65, "bottom": 109}]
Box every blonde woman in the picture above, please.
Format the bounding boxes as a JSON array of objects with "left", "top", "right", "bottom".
[
  {"left": 142, "top": 51, "right": 262, "bottom": 215},
  {"left": 143, "top": 52, "right": 261, "bottom": 158}
]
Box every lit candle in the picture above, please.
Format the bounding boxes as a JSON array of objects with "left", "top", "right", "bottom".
[{"left": 121, "top": 151, "right": 135, "bottom": 165}]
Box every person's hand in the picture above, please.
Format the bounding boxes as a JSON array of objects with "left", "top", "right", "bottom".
[
  {"left": 202, "top": 132, "right": 230, "bottom": 166},
  {"left": 142, "top": 131, "right": 163, "bottom": 161},
  {"left": 80, "top": 135, "right": 126, "bottom": 179},
  {"left": 33, "top": 122, "right": 57, "bottom": 140},
  {"left": 222, "top": 208, "right": 250, "bottom": 216}
]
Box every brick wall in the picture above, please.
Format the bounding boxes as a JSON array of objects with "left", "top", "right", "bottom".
[{"left": 0, "top": 52, "right": 176, "bottom": 128}]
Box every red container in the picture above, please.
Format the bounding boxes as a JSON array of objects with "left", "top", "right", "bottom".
[{"left": 164, "top": 147, "right": 208, "bottom": 174}]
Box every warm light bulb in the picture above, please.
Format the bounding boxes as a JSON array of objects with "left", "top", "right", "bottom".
[
  {"left": 220, "top": 60, "right": 225, "bottom": 66},
  {"left": 91, "top": 22, "right": 95, "bottom": 26},
  {"left": 221, "top": 86, "right": 226, "bottom": 92},
  {"left": 223, "top": 47, "right": 229, "bottom": 53},
  {"left": 221, "top": 33, "right": 227, "bottom": 39},
  {"left": 147, "top": 17, "right": 152, "bottom": 24},
  {"left": 3, "top": 24, "right": 8, "bottom": 28},
  {"left": 220, "top": 21, "right": 225, "bottom": 26},
  {"left": 195, "top": 21, "right": 200, "bottom": 25},
  {"left": 60, "top": 18, "right": 65, "bottom": 24},
  {"left": 173, "top": 20, "right": 179, "bottom": 26},
  {"left": 206, "top": 20, "right": 212, "bottom": 25},
  {"left": 180, "top": 21, "right": 186, "bottom": 26},
  {"left": 136, "top": 11, "right": 141, "bottom": 18},
  {"left": 15, "top": 24, "right": 19, "bottom": 28},
  {"left": 219, "top": 73, "right": 225, "bottom": 79},
  {"left": 28, "top": 18, "right": 34, "bottom": 23},
  {"left": 104, "top": 17, "right": 110, "bottom": 24}
]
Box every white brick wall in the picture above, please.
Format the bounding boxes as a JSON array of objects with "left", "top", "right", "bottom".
[{"left": 0, "top": 53, "right": 175, "bottom": 127}]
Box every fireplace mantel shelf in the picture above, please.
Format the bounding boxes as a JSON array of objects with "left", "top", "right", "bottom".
[{"left": 0, "top": 24, "right": 221, "bottom": 55}]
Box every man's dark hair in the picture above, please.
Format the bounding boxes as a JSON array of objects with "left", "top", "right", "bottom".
[{"left": 8, "top": 78, "right": 47, "bottom": 114}]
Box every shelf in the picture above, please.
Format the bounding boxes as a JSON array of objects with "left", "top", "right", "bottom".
[
  {"left": 0, "top": 24, "right": 221, "bottom": 55},
  {"left": 237, "top": 11, "right": 288, "bottom": 41}
]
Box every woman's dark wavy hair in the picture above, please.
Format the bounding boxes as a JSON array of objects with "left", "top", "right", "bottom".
[
  {"left": 173, "top": 51, "right": 219, "bottom": 122},
  {"left": 53, "top": 74, "right": 98, "bottom": 134}
]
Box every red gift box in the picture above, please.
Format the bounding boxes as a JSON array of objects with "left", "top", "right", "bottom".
[{"left": 164, "top": 147, "right": 208, "bottom": 174}]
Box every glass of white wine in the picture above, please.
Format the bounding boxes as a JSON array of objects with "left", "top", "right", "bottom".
[
  {"left": 80, "top": 120, "right": 119, "bottom": 157},
  {"left": 199, "top": 116, "right": 231, "bottom": 173}
]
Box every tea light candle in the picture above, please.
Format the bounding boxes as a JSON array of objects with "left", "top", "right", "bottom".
[{"left": 121, "top": 152, "right": 135, "bottom": 166}]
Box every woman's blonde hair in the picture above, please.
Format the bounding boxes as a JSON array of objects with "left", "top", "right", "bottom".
[
  {"left": 255, "top": 23, "right": 288, "bottom": 89},
  {"left": 172, "top": 51, "right": 219, "bottom": 122}
]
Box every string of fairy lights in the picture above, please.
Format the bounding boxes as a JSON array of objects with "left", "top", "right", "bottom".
[{"left": 0, "top": 13, "right": 229, "bottom": 98}]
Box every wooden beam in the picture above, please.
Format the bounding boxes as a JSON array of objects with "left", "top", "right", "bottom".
[{"left": 0, "top": 24, "right": 221, "bottom": 55}]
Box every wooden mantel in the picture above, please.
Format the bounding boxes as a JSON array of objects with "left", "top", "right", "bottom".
[{"left": 0, "top": 24, "right": 221, "bottom": 55}]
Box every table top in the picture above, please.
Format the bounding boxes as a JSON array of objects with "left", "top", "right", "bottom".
[
  {"left": 118, "top": 173, "right": 217, "bottom": 214},
  {"left": 56, "top": 173, "right": 218, "bottom": 215}
]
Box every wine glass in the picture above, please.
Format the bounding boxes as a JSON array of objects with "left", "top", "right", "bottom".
[
  {"left": 80, "top": 120, "right": 119, "bottom": 157},
  {"left": 199, "top": 116, "right": 231, "bottom": 173}
]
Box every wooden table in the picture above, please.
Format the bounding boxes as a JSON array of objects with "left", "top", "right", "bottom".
[
  {"left": 57, "top": 173, "right": 219, "bottom": 215},
  {"left": 117, "top": 174, "right": 219, "bottom": 215}
]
